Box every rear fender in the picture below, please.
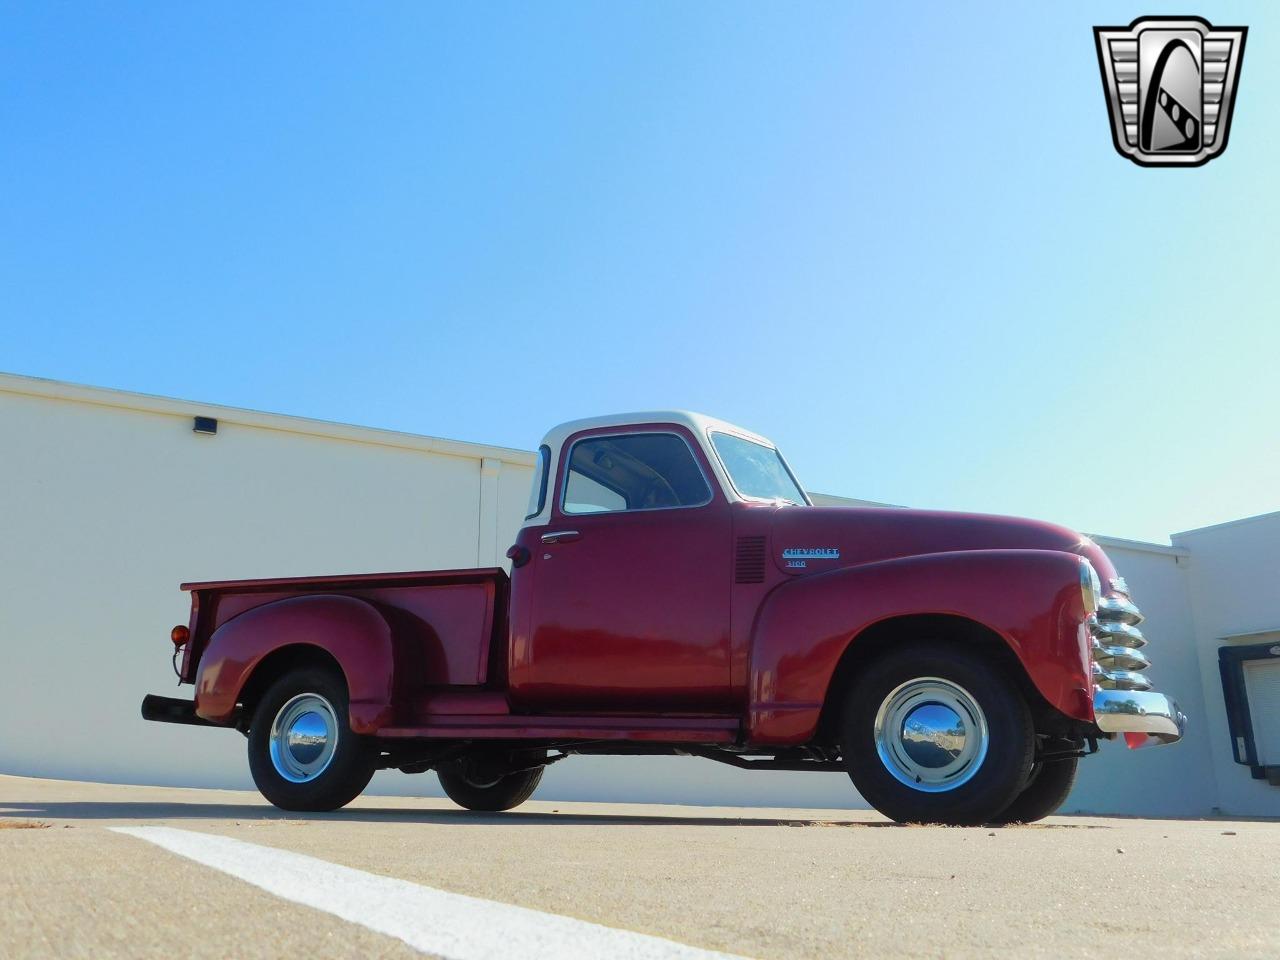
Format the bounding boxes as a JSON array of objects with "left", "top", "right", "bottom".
[
  {"left": 747, "top": 549, "right": 1093, "bottom": 745},
  {"left": 194, "top": 594, "right": 396, "bottom": 733}
]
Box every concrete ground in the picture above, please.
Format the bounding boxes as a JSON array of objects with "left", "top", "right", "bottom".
[{"left": 1, "top": 773, "right": 1277, "bottom": 959}]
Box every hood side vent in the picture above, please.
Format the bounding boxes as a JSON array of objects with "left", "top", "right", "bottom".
[{"left": 735, "top": 536, "right": 767, "bottom": 584}]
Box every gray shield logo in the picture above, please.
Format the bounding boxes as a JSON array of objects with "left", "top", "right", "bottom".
[{"left": 1094, "top": 17, "right": 1247, "bottom": 167}]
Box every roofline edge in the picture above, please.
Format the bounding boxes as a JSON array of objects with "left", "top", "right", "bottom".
[{"left": 0, "top": 370, "right": 536, "bottom": 467}]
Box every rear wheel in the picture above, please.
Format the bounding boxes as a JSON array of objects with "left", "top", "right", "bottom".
[
  {"left": 993, "top": 756, "right": 1079, "bottom": 824},
  {"left": 841, "top": 642, "right": 1035, "bottom": 825},
  {"left": 247, "top": 666, "right": 376, "bottom": 812},
  {"left": 437, "top": 750, "right": 545, "bottom": 812}
]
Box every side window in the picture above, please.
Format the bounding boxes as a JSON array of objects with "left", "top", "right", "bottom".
[
  {"left": 562, "top": 433, "right": 712, "bottom": 515},
  {"left": 525, "top": 445, "right": 551, "bottom": 520},
  {"left": 564, "top": 471, "right": 627, "bottom": 513}
]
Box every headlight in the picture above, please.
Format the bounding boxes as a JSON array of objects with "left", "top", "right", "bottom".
[{"left": 1079, "top": 559, "right": 1102, "bottom": 614}]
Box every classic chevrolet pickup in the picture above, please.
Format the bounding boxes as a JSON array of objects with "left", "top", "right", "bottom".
[{"left": 142, "top": 412, "right": 1184, "bottom": 824}]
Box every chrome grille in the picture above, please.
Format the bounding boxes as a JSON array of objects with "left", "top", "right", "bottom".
[{"left": 1090, "top": 586, "right": 1153, "bottom": 691}]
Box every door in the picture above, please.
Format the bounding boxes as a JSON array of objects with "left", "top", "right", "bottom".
[
  {"left": 1244, "top": 659, "right": 1280, "bottom": 769},
  {"left": 511, "top": 428, "right": 733, "bottom": 713}
]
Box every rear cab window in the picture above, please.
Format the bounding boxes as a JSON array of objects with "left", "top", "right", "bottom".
[{"left": 525, "top": 445, "right": 551, "bottom": 519}]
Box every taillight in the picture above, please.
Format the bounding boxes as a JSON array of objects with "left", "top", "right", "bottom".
[{"left": 171, "top": 625, "right": 190, "bottom": 648}]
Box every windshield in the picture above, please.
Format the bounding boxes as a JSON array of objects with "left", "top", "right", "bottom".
[{"left": 709, "top": 432, "right": 807, "bottom": 504}]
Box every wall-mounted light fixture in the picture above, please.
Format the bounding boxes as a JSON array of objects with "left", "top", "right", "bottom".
[{"left": 193, "top": 416, "right": 218, "bottom": 435}]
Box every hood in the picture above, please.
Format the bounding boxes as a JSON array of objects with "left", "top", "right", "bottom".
[{"left": 768, "top": 506, "right": 1112, "bottom": 579}]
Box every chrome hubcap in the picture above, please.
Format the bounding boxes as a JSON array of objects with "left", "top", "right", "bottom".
[
  {"left": 269, "top": 693, "right": 338, "bottom": 783},
  {"left": 874, "top": 678, "right": 988, "bottom": 793}
]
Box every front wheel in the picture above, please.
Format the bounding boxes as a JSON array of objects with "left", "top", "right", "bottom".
[
  {"left": 841, "top": 643, "right": 1035, "bottom": 825},
  {"left": 993, "top": 756, "right": 1079, "bottom": 824},
  {"left": 247, "top": 667, "right": 376, "bottom": 812}
]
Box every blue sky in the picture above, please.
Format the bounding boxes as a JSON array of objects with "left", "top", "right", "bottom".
[{"left": 2, "top": 3, "right": 1275, "bottom": 543}]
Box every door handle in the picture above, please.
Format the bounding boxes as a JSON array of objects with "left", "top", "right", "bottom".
[{"left": 540, "top": 530, "right": 581, "bottom": 544}]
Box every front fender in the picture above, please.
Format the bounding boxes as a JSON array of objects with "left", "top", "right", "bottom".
[
  {"left": 747, "top": 549, "right": 1093, "bottom": 745},
  {"left": 194, "top": 594, "right": 396, "bottom": 733}
]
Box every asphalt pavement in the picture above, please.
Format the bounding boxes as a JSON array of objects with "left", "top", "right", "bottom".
[{"left": 2, "top": 774, "right": 1276, "bottom": 959}]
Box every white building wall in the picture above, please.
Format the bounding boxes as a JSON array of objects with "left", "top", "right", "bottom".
[
  {"left": 0, "top": 374, "right": 533, "bottom": 791},
  {"left": 1173, "top": 513, "right": 1280, "bottom": 817}
]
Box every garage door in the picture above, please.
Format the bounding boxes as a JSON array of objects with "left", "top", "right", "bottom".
[{"left": 1244, "top": 658, "right": 1280, "bottom": 766}]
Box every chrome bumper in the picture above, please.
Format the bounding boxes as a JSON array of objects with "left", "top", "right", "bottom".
[
  {"left": 1086, "top": 585, "right": 1184, "bottom": 747},
  {"left": 1094, "top": 688, "right": 1186, "bottom": 748}
]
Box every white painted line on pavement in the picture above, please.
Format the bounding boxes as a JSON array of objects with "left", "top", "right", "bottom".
[{"left": 111, "top": 825, "right": 752, "bottom": 960}]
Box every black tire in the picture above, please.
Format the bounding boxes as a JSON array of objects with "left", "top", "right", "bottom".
[
  {"left": 841, "top": 642, "right": 1035, "bottom": 826},
  {"left": 993, "top": 756, "right": 1079, "bottom": 824},
  {"left": 247, "top": 666, "right": 377, "bottom": 812},
  {"left": 438, "top": 755, "right": 544, "bottom": 812}
]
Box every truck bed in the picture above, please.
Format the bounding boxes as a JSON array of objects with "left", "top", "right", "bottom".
[{"left": 180, "top": 567, "right": 508, "bottom": 688}]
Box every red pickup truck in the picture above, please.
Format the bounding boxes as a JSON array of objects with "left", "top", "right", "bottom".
[{"left": 143, "top": 412, "right": 1184, "bottom": 824}]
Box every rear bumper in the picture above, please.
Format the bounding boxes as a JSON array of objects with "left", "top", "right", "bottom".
[
  {"left": 1093, "top": 688, "right": 1185, "bottom": 748},
  {"left": 141, "top": 694, "right": 228, "bottom": 728}
]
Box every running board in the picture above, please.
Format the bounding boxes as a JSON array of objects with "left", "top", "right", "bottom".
[
  {"left": 685, "top": 747, "right": 844, "bottom": 772},
  {"left": 378, "top": 715, "right": 739, "bottom": 743}
]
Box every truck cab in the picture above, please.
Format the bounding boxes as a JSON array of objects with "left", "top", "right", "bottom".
[
  {"left": 506, "top": 412, "right": 801, "bottom": 714},
  {"left": 143, "top": 411, "right": 1185, "bottom": 825}
]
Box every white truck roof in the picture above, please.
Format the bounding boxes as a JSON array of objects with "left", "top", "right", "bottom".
[
  {"left": 538, "top": 411, "right": 775, "bottom": 453},
  {"left": 523, "top": 411, "right": 792, "bottom": 526}
]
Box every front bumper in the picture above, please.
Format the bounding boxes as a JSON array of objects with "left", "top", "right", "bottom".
[
  {"left": 1086, "top": 588, "right": 1185, "bottom": 748},
  {"left": 1093, "top": 689, "right": 1186, "bottom": 748}
]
